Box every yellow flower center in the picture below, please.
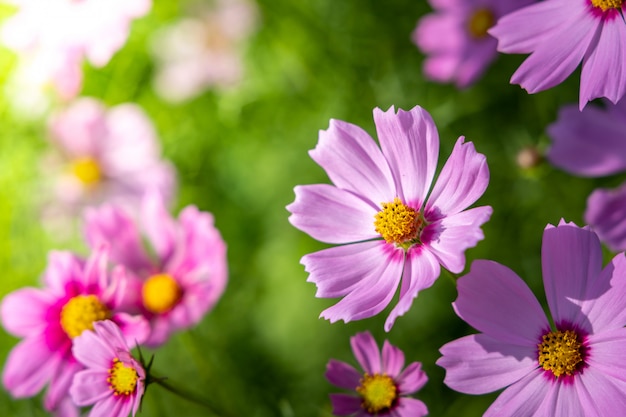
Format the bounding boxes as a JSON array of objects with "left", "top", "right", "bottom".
[
  {"left": 468, "top": 8, "right": 495, "bottom": 38},
  {"left": 108, "top": 358, "right": 139, "bottom": 396},
  {"left": 142, "top": 273, "right": 182, "bottom": 314},
  {"left": 60, "top": 295, "right": 111, "bottom": 339},
  {"left": 374, "top": 197, "right": 422, "bottom": 248},
  {"left": 356, "top": 373, "right": 397, "bottom": 414},
  {"left": 591, "top": 0, "right": 623, "bottom": 11},
  {"left": 538, "top": 329, "right": 584, "bottom": 377},
  {"left": 71, "top": 157, "right": 102, "bottom": 186}
]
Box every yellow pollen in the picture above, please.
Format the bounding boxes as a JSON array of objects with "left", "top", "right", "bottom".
[
  {"left": 71, "top": 157, "right": 102, "bottom": 186},
  {"left": 591, "top": 0, "right": 623, "bottom": 11},
  {"left": 60, "top": 295, "right": 111, "bottom": 339},
  {"left": 538, "top": 329, "right": 584, "bottom": 377},
  {"left": 374, "top": 198, "right": 421, "bottom": 246},
  {"left": 142, "top": 273, "right": 182, "bottom": 314},
  {"left": 108, "top": 358, "right": 139, "bottom": 396},
  {"left": 356, "top": 373, "right": 397, "bottom": 414},
  {"left": 468, "top": 8, "right": 495, "bottom": 38}
]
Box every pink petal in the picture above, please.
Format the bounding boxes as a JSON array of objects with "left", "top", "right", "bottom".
[
  {"left": 373, "top": 106, "right": 439, "bottom": 207},
  {"left": 112, "top": 313, "right": 150, "bottom": 348},
  {"left": 575, "top": 365, "right": 626, "bottom": 415},
  {"left": 437, "top": 334, "right": 537, "bottom": 395},
  {"left": 44, "top": 359, "right": 84, "bottom": 412},
  {"left": 82, "top": 245, "right": 111, "bottom": 293},
  {"left": 585, "top": 183, "right": 626, "bottom": 252},
  {"left": 414, "top": 14, "right": 462, "bottom": 54},
  {"left": 389, "top": 397, "right": 428, "bottom": 417},
  {"left": 483, "top": 370, "right": 551, "bottom": 416},
  {"left": 586, "top": 327, "right": 626, "bottom": 384},
  {"left": 69, "top": 369, "right": 111, "bottom": 406},
  {"left": 140, "top": 191, "right": 178, "bottom": 264},
  {"left": 2, "top": 336, "right": 60, "bottom": 397},
  {"left": 381, "top": 340, "right": 405, "bottom": 379},
  {"left": 329, "top": 394, "right": 362, "bottom": 416},
  {"left": 454, "top": 260, "right": 548, "bottom": 345},
  {"left": 72, "top": 328, "right": 116, "bottom": 370},
  {"left": 309, "top": 118, "right": 395, "bottom": 208},
  {"left": 350, "top": 331, "right": 381, "bottom": 375},
  {"left": 537, "top": 380, "right": 584, "bottom": 417},
  {"left": 1, "top": 288, "right": 53, "bottom": 337},
  {"left": 42, "top": 251, "right": 85, "bottom": 295},
  {"left": 287, "top": 184, "right": 379, "bottom": 245},
  {"left": 396, "top": 362, "right": 427, "bottom": 395},
  {"left": 325, "top": 359, "right": 361, "bottom": 390},
  {"left": 89, "top": 392, "right": 131, "bottom": 417}
]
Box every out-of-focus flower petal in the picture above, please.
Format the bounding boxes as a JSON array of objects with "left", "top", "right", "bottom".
[{"left": 585, "top": 183, "right": 626, "bottom": 252}]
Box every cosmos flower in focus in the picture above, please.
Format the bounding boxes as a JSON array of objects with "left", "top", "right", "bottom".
[
  {"left": 287, "top": 105, "right": 491, "bottom": 331},
  {"left": 413, "top": 0, "right": 534, "bottom": 88},
  {"left": 0, "top": 246, "right": 149, "bottom": 416},
  {"left": 489, "top": 0, "right": 626, "bottom": 109},
  {"left": 84, "top": 192, "right": 228, "bottom": 347},
  {"left": 70, "top": 320, "right": 146, "bottom": 417},
  {"left": 438, "top": 220, "right": 626, "bottom": 416},
  {"left": 326, "top": 331, "right": 428, "bottom": 416},
  {"left": 151, "top": 0, "right": 258, "bottom": 102},
  {"left": 1, "top": 0, "right": 151, "bottom": 99}
]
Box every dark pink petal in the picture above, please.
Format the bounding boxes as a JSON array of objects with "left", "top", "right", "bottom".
[
  {"left": 140, "top": 191, "right": 179, "bottom": 264},
  {"left": 395, "top": 362, "right": 427, "bottom": 395},
  {"left": 44, "top": 359, "right": 84, "bottom": 412},
  {"left": 310, "top": 118, "right": 395, "bottom": 208},
  {"left": 53, "top": 397, "right": 80, "bottom": 417},
  {"left": 389, "top": 397, "right": 428, "bottom": 417},
  {"left": 483, "top": 370, "right": 550, "bottom": 416},
  {"left": 437, "top": 334, "right": 537, "bottom": 395},
  {"left": 82, "top": 245, "right": 111, "bottom": 293},
  {"left": 1, "top": 287, "right": 53, "bottom": 337},
  {"left": 426, "top": 137, "right": 489, "bottom": 217},
  {"left": 541, "top": 221, "right": 602, "bottom": 329},
  {"left": 288, "top": 184, "right": 379, "bottom": 245},
  {"left": 580, "top": 17, "right": 626, "bottom": 109},
  {"left": 111, "top": 313, "right": 150, "bottom": 348},
  {"left": 385, "top": 248, "right": 440, "bottom": 331},
  {"left": 329, "top": 394, "right": 362, "bottom": 416},
  {"left": 42, "top": 251, "right": 85, "bottom": 295},
  {"left": 586, "top": 327, "right": 626, "bottom": 384},
  {"left": 585, "top": 184, "right": 626, "bottom": 252},
  {"left": 381, "top": 340, "right": 404, "bottom": 379},
  {"left": 325, "top": 359, "right": 361, "bottom": 390},
  {"left": 374, "top": 106, "right": 439, "bottom": 207},
  {"left": 575, "top": 366, "right": 626, "bottom": 416},
  {"left": 454, "top": 260, "right": 548, "bottom": 345},
  {"left": 2, "top": 336, "right": 60, "bottom": 397},
  {"left": 69, "top": 369, "right": 111, "bottom": 406},
  {"left": 350, "top": 331, "right": 381, "bottom": 375}
]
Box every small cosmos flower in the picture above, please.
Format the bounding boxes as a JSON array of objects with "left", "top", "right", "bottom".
[
  {"left": 0, "top": 246, "right": 149, "bottom": 416},
  {"left": 84, "top": 192, "right": 228, "bottom": 347},
  {"left": 70, "top": 320, "right": 146, "bottom": 417},
  {"left": 489, "top": 0, "right": 626, "bottom": 110},
  {"left": 287, "top": 105, "right": 491, "bottom": 331},
  {"left": 437, "top": 220, "right": 626, "bottom": 416},
  {"left": 325, "top": 331, "right": 428, "bottom": 417}
]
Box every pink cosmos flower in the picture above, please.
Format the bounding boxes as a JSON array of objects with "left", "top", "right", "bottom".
[
  {"left": 413, "top": 0, "right": 534, "bottom": 88},
  {"left": 2, "top": 0, "right": 151, "bottom": 99},
  {"left": 585, "top": 182, "right": 626, "bottom": 252},
  {"left": 325, "top": 331, "right": 428, "bottom": 417},
  {"left": 70, "top": 320, "right": 146, "bottom": 417},
  {"left": 44, "top": 98, "right": 176, "bottom": 218},
  {"left": 489, "top": 0, "right": 626, "bottom": 110},
  {"left": 0, "top": 246, "right": 149, "bottom": 416},
  {"left": 287, "top": 105, "right": 492, "bottom": 331},
  {"left": 437, "top": 220, "right": 626, "bottom": 416},
  {"left": 151, "top": 0, "right": 258, "bottom": 102},
  {"left": 84, "top": 192, "right": 228, "bottom": 347}
]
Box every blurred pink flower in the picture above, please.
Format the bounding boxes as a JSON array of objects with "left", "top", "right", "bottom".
[
  {"left": 287, "top": 105, "right": 492, "bottom": 331},
  {"left": 489, "top": 0, "right": 626, "bottom": 110},
  {"left": 413, "top": 0, "right": 534, "bottom": 88},
  {"left": 585, "top": 183, "right": 626, "bottom": 252},
  {"left": 325, "top": 331, "right": 428, "bottom": 416},
  {"left": 2, "top": 0, "right": 151, "bottom": 99},
  {"left": 44, "top": 98, "right": 176, "bottom": 219},
  {"left": 70, "top": 320, "right": 146, "bottom": 417},
  {"left": 0, "top": 246, "right": 149, "bottom": 416},
  {"left": 84, "top": 192, "right": 228, "bottom": 347},
  {"left": 151, "top": 0, "right": 258, "bottom": 102}
]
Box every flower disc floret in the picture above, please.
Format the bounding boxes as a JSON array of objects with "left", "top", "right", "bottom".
[
  {"left": 374, "top": 197, "right": 422, "bottom": 246},
  {"left": 538, "top": 329, "right": 584, "bottom": 377},
  {"left": 357, "top": 373, "right": 398, "bottom": 413},
  {"left": 60, "top": 294, "right": 111, "bottom": 338},
  {"left": 591, "top": 0, "right": 623, "bottom": 11},
  {"left": 468, "top": 9, "right": 494, "bottom": 38},
  {"left": 108, "top": 358, "right": 139, "bottom": 396},
  {"left": 71, "top": 157, "right": 102, "bottom": 186},
  {"left": 142, "top": 273, "right": 183, "bottom": 314}
]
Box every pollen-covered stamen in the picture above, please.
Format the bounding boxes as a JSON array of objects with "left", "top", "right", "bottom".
[
  {"left": 108, "top": 358, "right": 139, "bottom": 396},
  {"left": 60, "top": 295, "right": 111, "bottom": 338},
  {"left": 591, "top": 0, "right": 623, "bottom": 11},
  {"left": 374, "top": 197, "right": 422, "bottom": 246},
  {"left": 468, "top": 8, "right": 495, "bottom": 38},
  {"left": 538, "top": 329, "right": 584, "bottom": 377},
  {"left": 356, "top": 373, "right": 398, "bottom": 414},
  {"left": 71, "top": 157, "right": 102, "bottom": 186},
  {"left": 142, "top": 273, "right": 183, "bottom": 314}
]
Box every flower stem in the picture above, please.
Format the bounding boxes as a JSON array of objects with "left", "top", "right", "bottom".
[{"left": 152, "top": 377, "right": 232, "bottom": 417}]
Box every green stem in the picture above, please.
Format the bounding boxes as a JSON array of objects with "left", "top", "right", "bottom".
[{"left": 152, "top": 378, "right": 231, "bottom": 417}]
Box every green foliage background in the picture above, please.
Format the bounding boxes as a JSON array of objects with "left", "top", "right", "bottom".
[{"left": 0, "top": 1, "right": 615, "bottom": 416}]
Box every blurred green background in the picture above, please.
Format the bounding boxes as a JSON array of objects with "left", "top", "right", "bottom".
[{"left": 0, "top": 0, "right": 616, "bottom": 416}]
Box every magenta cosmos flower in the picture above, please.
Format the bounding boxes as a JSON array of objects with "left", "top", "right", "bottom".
[
  {"left": 45, "top": 98, "right": 176, "bottom": 217},
  {"left": 287, "top": 105, "right": 492, "bottom": 331},
  {"left": 326, "top": 331, "right": 428, "bottom": 416},
  {"left": 489, "top": 0, "right": 626, "bottom": 110},
  {"left": 84, "top": 192, "right": 228, "bottom": 347},
  {"left": 413, "top": 0, "right": 534, "bottom": 88},
  {"left": 0, "top": 246, "right": 149, "bottom": 416},
  {"left": 437, "top": 220, "right": 626, "bottom": 416},
  {"left": 70, "top": 320, "right": 146, "bottom": 417}
]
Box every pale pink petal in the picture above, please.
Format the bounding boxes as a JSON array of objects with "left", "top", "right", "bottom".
[
  {"left": 2, "top": 336, "right": 60, "bottom": 397},
  {"left": 310, "top": 118, "right": 395, "bottom": 207},
  {"left": 389, "top": 397, "right": 428, "bottom": 417},
  {"left": 374, "top": 106, "right": 439, "bottom": 207},
  {"left": 48, "top": 98, "right": 106, "bottom": 158},
  {"left": 82, "top": 245, "right": 110, "bottom": 293},
  {"left": 140, "top": 191, "right": 178, "bottom": 264},
  {"left": 111, "top": 313, "right": 150, "bottom": 348},
  {"left": 454, "top": 260, "right": 548, "bottom": 345},
  {"left": 69, "top": 369, "right": 110, "bottom": 406},
  {"left": 72, "top": 329, "right": 116, "bottom": 370},
  {"left": 325, "top": 360, "right": 361, "bottom": 390},
  {"left": 586, "top": 328, "right": 626, "bottom": 384},
  {"left": 43, "top": 251, "right": 85, "bottom": 295},
  {"left": 575, "top": 366, "right": 626, "bottom": 415},
  {"left": 329, "top": 394, "right": 362, "bottom": 416},
  {"left": 381, "top": 340, "right": 405, "bottom": 378},
  {"left": 414, "top": 14, "right": 463, "bottom": 54},
  {"left": 350, "top": 331, "right": 381, "bottom": 375},
  {"left": 396, "top": 362, "right": 427, "bottom": 394},
  {"left": 1, "top": 288, "right": 53, "bottom": 337},
  {"left": 44, "top": 359, "right": 84, "bottom": 412},
  {"left": 89, "top": 393, "right": 130, "bottom": 417},
  {"left": 537, "top": 380, "right": 584, "bottom": 417},
  {"left": 483, "top": 370, "right": 551, "bottom": 416},
  {"left": 288, "top": 184, "right": 379, "bottom": 245},
  {"left": 437, "top": 334, "right": 537, "bottom": 395},
  {"left": 585, "top": 184, "right": 626, "bottom": 252}
]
